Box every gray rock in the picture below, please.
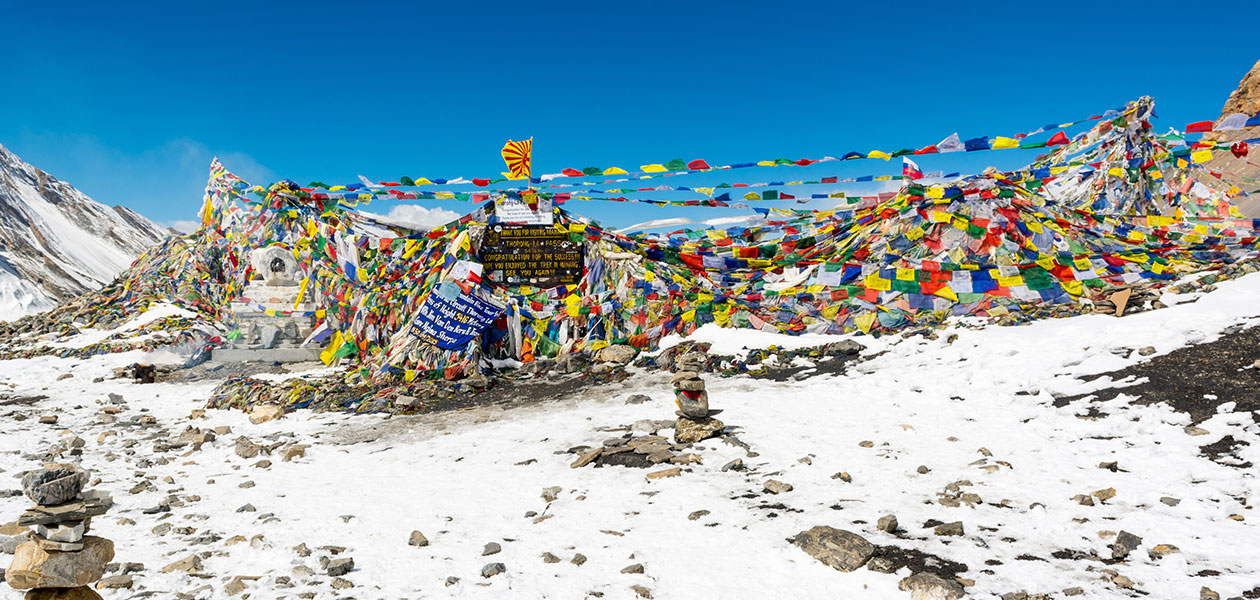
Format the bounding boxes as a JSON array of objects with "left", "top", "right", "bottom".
[
  {"left": 624, "top": 394, "right": 651, "bottom": 405},
  {"left": 1138, "top": 346, "right": 1156, "bottom": 356},
  {"left": 1063, "top": 588, "right": 1084, "bottom": 596},
  {"left": 21, "top": 467, "right": 88, "bottom": 506},
  {"left": 934, "top": 521, "right": 964, "bottom": 537},
  {"left": 571, "top": 553, "right": 587, "bottom": 566},
  {"left": 721, "top": 458, "right": 745, "bottom": 472},
  {"left": 867, "top": 556, "right": 898, "bottom": 573},
  {"left": 877, "top": 514, "right": 898, "bottom": 533},
  {"left": 674, "top": 416, "right": 725, "bottom": 444},
  {"left": 1112, "top": 530, "right": 1142, "bottom": 560},
  {"left": 259, "top": 325, "right": 281, "bottom": 349},
  {"left": 234, "top": 437, "right": 261, "bottom": 459},
  {"left": 763, "top": 480, "right": 793, "bottom": 494},
  {"left": 32, "top": 519, "right": 86, "bottom": 543},
  {"left": 621, "top": 563, "right": 645, "bottom": 574},
  {"left": 481, "top": 562, "right": 506, "bottom": 578},
  {"left": 790, "top": 526, "right": 875, "bottom": 572},
  {"left": 898, "top": 572, "right": 965, "bottom": 600},
  {"left": 541, "top": 552, "right": 561, "bottom": 563},
  {"left": 409, "top": 530, "right": 429, "bottom": 547},
  {"left": 597, "top": 345, "right": 638, "bottom": 364},
  {"left": 326, "top": 557, "right": 354, "bottom": 577},
  {"left": 541, "top": 486, "right": 562, "bottom": 503},
  {"left": 1201, "top": 587, "right": 1220, "bottom": 600},
  {"left": 1160, "top": 497, "right": 1181, "bottom": 506},
  {"left": 483, "top": 542, "right": 502, "bottom": 556},
  {"left": 630, "top": 419, "right": 658, "bottom": 435},
  {"left": 687, "top": 510, "right": 710, "bottom": 521}
]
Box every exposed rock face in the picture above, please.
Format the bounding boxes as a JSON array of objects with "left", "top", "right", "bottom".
[
  {"left": 1206, "top": 60, "right": 1260, "bottom": 215},
  {"left": 4, "top": 536, "right": 115, "bottom": 589},
  {"left": 790, "top": 526, "right": 875, "bottom": 572},
  {"left": 0, "top": 143, "right": 170, "bottom": 320}
]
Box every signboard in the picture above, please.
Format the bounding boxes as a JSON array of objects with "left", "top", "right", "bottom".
[
  {"left": 407, "top": 282, "right": 506, "bottom": 349},
  {"left": 494, "top": 196, "right": 553, "bottom": 225},
  {"left": 480, "top": 224, "right": 585, "bottom": 287}
]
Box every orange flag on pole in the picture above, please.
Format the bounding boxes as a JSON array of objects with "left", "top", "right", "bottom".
[{"left": 501, "top": 138, "right": 532, "bottom": 180}]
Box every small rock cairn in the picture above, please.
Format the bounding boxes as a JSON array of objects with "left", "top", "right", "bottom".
[
  {"left": 671, "top": 351, "right": 725, "bottom": 444},
  {"left": 5, "top": 465, "right": 115, "bottom": 599}
]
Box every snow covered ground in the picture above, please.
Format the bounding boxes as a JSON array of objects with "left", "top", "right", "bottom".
[{"left": 2, "top": 275, "right": 1259, "bottom": 599}]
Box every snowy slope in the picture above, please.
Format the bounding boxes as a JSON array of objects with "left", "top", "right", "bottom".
[
  {"left": 0, "top": 142, "right": 169, "bottom": 320},
  {"left": 1, "top": 276, "right": 1257, "bottom": 599}
]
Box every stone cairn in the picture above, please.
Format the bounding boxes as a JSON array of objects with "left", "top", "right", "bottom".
[
  {"left": 5, "top": 465, "right": 115, "bottom": 600},
  {"left": 671, "top": 351, "right": 725, "bottom": 444}
]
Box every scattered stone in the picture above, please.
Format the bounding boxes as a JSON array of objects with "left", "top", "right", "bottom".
[
  {"left": 721, "top": 458, "right": 745, "bottom": 472},
  {"left": 1201, "top": 587, "right": 1221, "bottom": 600},
  {"left": 39, "top": 416, "right": 58, "bottom": 425},
  {"left": 233, "top": 437, "right": 261, "bottom": 459},
  {"left": 763, "top": 480, "right": 793, "bottom": 494},
  {"left": 831, "top": 472, "right": 852, "bottom": 483},
  {"left": 95, "top": 574, "right": 134, "bottom": 589},
  {"left": 917, "top": 465, "right": 931, "bottom": 474},
  {"left": 5, "top": 536, "right": 114, "bottom": 589},
  {"left": 483, "top": 542, "right": 501, "bottom": 556},
  {"left": 445, "top": 576, "right": 460, "bottom": 586},
  {"left": 480, "top": 562, "right": 506, "bottom": 578},
  {"left": 325, "top": 557, "right": 354, "bottom": 577},
  {"left": 1160, "top": 497, "right": 1181, "bottom": 506},
  {"left": 541, "top": 486, "right": 562, "bottom": 503},
  {"left": 625, "top": 394, "right": 651, "bottom": 405},
  {"left": 1093, "top": 488, "right": 1116, "bottom": 502},
  {"left": 571, "top": 448, "right": 602, "bottom": 469},
  {"left": 877, "top": 514, "right": 898, "bottom": 533},
  {"left": 621, "top": 563, "right": 644, "bottom": 574},
  {"left": 571, "top": 553, "right": 587, "bottom": 566},
  {"left": 1112, "top": 531, "right": 1142, "bottom": 560},
  {"left": 1148, "top": 544, "right": 1180, "bottom": 559},
  {"left": 898, "top": 572, "right": 965, "bottom": 600},
  {"left": 687, "top": 510, "right": 710, "bottom": 521},
  {"left": 646, "top": 467, "right": 682, "bottom": 481},
  {"left": 541, "top": 552, "right": 561, "bottom": 563},
  {"left": 408, "top": 530, "right": 429, "bottom": 547},
  {"left": 1138, "top": 346, "right": 1156, "bottom": 356},
  {"left": 1063, "top": 588, "right": 1084, "bottom": 596},
  {"left": 161, "top": 554, "right": 203, "bottom": 574},
  {"left": 631, "top": 584, "right": 653, "bottom": 598},
  {"left": 331, "top": 576, "right": 353, "bottom": 589},
  {"left": 934, "top": 521, "right": 964, "bottom": 537},
  {"left": 236, "top": 504, "right": 255, "bottom": 513},
  {"left": 790, "top": 526, "right": 875, "bottom": 572}
]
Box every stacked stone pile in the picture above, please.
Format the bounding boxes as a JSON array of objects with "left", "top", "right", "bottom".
[
  {"left": 5, "top": 466, "right": 115, "bottom": 599},
  {"left": 672, "top": 352, "right": 725, "bottom": 444}
]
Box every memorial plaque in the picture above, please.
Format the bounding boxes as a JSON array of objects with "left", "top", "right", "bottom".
[{"left": 480, "top": 224, "right": 584, "bottom": 287}]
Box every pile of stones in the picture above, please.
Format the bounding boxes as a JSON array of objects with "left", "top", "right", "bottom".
[
  {"left": 671, "top": 351, "right": 725, "bottom": 444},
  {"left": 5, "top": 466, "right": 116, "bottom": 599}
]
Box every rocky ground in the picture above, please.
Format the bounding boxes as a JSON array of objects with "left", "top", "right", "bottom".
[{"left": 1, "top": 275, "right": 1259, "bottom": 599}]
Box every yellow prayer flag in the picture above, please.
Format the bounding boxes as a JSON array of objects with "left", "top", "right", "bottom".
[
  {"left": 868, "top": 150, "right": 891, "bottom": 161},
  {"left": 603, "top": 167, "right": 628, "bottom": 175},
  {"left": 501, "top": 138, "right": 533, "bottom": 180},
  {"left": 320, "top": 331, "right": 344, "bottom": 365},
  {"left": 895, "top": 268, "right": 915, "bottom": 281},
  {"left": 864, "top": 274, "right": 892, "bottom": 291},
  {"left": 1191, "top": 149, "right": 1213, "bottom": 163},
  {"left": 991, "top": 136, "right": 1020, "bottom": 149},
  {"left": 933, "top": 285, "right": 958, "bottom": 302},
  {"left": 855, "top": 313, "right": 877, "bottom": 333}
]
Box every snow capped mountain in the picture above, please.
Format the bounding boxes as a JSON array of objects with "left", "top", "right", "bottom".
[{"left": 0, "top": 142, "right": 170, "bottom": 321}]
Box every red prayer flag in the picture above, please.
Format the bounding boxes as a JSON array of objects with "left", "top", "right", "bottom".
[
  {"left": 1185, "top": 121, "right": 1214, "bottom": 133},
  {"left": 1045, "top": 131, "right": 1070, "bottom": 146},
  {"left": 687, "top": 159, "right": 711, "bottom": 170}
]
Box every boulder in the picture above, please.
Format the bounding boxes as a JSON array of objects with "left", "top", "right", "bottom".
[
  {"left": 160, "top": 554, "right": 203, "bottom": 574},
  {"left": 1112, "top": 530, "right": 1142, "bottom": 560},
  {"left": 481, "top": 562, "right": 506, "bottom": 578},
  {"left": 248, "top": 405, "right": 284, "bottom": 425},
  {"left": 23, "top": 587, "right": 104, "bottom": 600},
  {"left": 790, "top": 526, "right": 874, "bottom": 572},
  {"left": 408, "top": 531, "right": 429, "bottom": 547},
  {"left": 674, "top": 416, "right": 724, "bottom": 444},
  {"left": 258, "top": 325, "right": 281, "bottom": 349},
  {"left": 597, "top": 345, "right": 638, "bottom": 364},
  {"left": 898, "top": 572, "right": 966, "bottom": 600},
  {"left": 22, "top": 467, "right": 88, "bottom": 506},
  {"left": 5, "top": 536, "right": 114, "bottom": 589}
]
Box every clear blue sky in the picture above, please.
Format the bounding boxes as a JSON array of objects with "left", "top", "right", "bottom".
[{"left": 3, "top": 0, "right": 1256, "bottom": 229}]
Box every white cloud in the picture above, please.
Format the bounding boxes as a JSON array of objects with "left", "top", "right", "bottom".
[
  {"left": 362, "top": 204, "right": 462, "bottom": 230},
  {"left": 163, "top": 220, "right": 201, "bottom": 233}
]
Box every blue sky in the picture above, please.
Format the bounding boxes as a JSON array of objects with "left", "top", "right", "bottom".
[{"left": 3, "top": 0, "right": 1256, "bottom": 230}]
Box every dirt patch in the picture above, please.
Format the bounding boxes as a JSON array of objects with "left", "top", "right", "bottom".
[
  {"left": 871, "top": 545, "right": 968, "bottom": 580},
  {"left": 1055, "top": 324, "right": 1260, "bottom": 423}
]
